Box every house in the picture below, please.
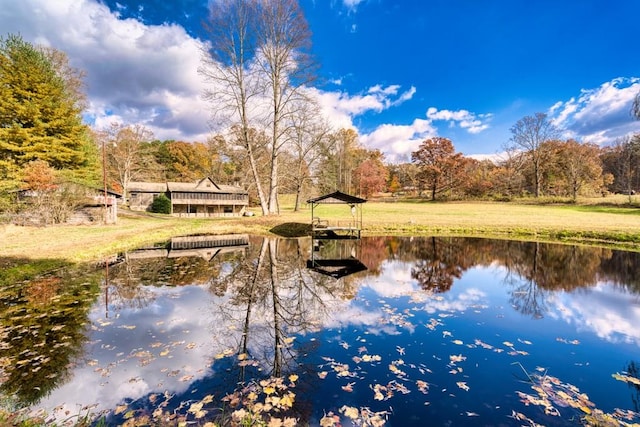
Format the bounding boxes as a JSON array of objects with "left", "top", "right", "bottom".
[{"left": 128, "top": 177, "right": 249, "bottom": 217}]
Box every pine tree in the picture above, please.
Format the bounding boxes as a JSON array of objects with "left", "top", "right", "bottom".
[{"left": 0, "top": 34, "right": 93, "bottom": 192}]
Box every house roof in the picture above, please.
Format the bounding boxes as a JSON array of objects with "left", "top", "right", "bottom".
[
  {"left": 167, "top": 177, "right": 246, "bottom": 194},
  {"left": 307, "top": 191, "right": 367, "bottom": 205},
  {"left": 129, "top": 177, "right": 246, "bottom": 194},
  {"left": 127, "top": 182, "right": 167, "bottom": 193}
]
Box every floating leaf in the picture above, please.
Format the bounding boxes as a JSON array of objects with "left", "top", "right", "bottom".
[
  {"left": 340, "top": 405, "right": 359, "bottom": 420},
  {"left": 612, "top": 372, "right": 640, "bottom": 386},
  {"left": 457, "top": 382, "right": 470, "bottom": 391}
]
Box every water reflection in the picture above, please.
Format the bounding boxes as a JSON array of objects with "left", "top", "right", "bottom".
[{"left": 1, "top": 236, "right": 639, "bottom": 425}]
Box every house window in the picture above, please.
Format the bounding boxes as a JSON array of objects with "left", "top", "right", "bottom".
[
  {"left": 188, "top": 205, "right": 197, "bottom": 214},
  {"left": 224, "top": 206, "right": 233, "bottom": 214}
]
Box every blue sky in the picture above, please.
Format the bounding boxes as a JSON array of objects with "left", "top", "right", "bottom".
[{"left": 2, "top": 0, "right": 639, "bottom": 162}]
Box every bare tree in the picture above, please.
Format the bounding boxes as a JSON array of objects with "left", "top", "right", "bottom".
[
  {"left": 255, "top": 0, "right": 316, "bottom": 214},
  {"left": 200, "top": 0, "right": 315, "bottom": 216},
  {"left": 199, "top": 0, "right": 269, "bottom": 215},
  {"left": 287, "top": 101, "right": 332, "bottom": 211},
  {"left": 101, "top": 123, "right": 155, "bottom": 204},
  {"left": 509, "top": 113, "right": 560, "bottom": 197}
]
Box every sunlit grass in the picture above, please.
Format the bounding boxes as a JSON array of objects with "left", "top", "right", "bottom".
[{"left": 1, "top": 195, "right": 640, "bottom": 263}]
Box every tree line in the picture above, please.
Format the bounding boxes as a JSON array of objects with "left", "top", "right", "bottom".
[{"left": 2, "top": 0, "right": 640, "bottom": 224}]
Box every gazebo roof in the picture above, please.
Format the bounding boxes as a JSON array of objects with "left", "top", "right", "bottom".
[{"left": 306, "top": 191, "right": 367, "bottom": 205}]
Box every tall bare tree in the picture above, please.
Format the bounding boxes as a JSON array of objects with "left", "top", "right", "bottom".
[
  {"left": 287, "top": 101, "right": 332, "bottom": 211},
  {"left": 509, "top": 113, "right": 560, "bottom": 197},
  {"left": 200, "top": 0, "right": 315, "bottom": 215},
  {"left": 200, "top": 0, "right": 269, "bottom": 215},
  {"left": 255, "top": 0, "right": 316, "bottom": 214},
  {"left": 101, "top": 123, "right": 155, "bottom": 203}
]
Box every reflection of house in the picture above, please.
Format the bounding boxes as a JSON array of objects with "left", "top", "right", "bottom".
[
  {"left": 128, "top": 177, "right": 248, "bottom": 217},
  {"left": 127, "top": 234, "right": 249, "bottom": 261}
]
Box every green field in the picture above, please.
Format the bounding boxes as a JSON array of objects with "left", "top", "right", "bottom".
[{"left": 1, "top": 196, "right": 640, "bottom": 264}]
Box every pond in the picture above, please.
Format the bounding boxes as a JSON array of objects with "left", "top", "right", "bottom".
[{"left": 2, "top": 235, "right": 640, "bottom": 426}]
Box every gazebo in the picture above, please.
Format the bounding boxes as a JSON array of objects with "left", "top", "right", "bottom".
[{"left": 306, "top": 191, "right": 367, "bottom": 239}]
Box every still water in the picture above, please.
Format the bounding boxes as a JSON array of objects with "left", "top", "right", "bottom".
[{"left": 2, "top": 235, "right": 640, "bottom": 426}]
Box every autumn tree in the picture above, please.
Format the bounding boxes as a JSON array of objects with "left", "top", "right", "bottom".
[
  {"left": 601, "top": 135, "right": 640, "bottom": 200},
  {"left": 459, "top": 158, "right": 495, "bottom": 198},
  {"left": 411, "top": 137, "right": 463, "bottom": 201},
  {"left": 316, "top": 128, "right": 361, "bottom": 194},
  {"left": 508, "top": 113, "right": 560, "bottom": 197},
  {"left": 100, "top": 123, "right": 156, "bottom": 203},
  {"left": 549, "top": 140, "right": 603, "bottom": 200},
  {"left": 0, "top": 34, "right": 94, "bottom": 193},
  {"left": 392, "top": 163, "right": 421, "bottom": 195},
  {"left": 19, "top": 160, "right": 85, "bottom": 225},
  {"left": 387, "top": 174, "right": 401, "bottom": 195},
  {"left": 492, "top": 148, "right": 527, "bottom": 198},
  {"left": 353, "top": 150, "right": 388, "bottom": 198},
  {"left": 286, "top": 102, "right": 332, "bottom": 210}
]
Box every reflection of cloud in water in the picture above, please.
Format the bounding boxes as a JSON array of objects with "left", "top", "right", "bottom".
[
  {"left": 34, "top": 286, "right": 224, "bottom": 421},
  {"left": 365, "top": 260, "right": 418, "bottom": 297},
  {"left": 419, "top": 288, "right": 487, "bottom": 314},
  {"left": 363, "top": 261, "right": 488, "bottom": 315},
  {"left": 548, "top": 284, "right": 640, "bottom": 346}
]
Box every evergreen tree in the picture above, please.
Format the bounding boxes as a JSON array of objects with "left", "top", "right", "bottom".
[{"left": 0, "top": 34, "right": 93, "bottom": 192}]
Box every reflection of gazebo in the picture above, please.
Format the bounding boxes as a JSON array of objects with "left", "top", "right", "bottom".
[
  {"left": 306, "top": 257, "right": 367, "bottom": 279},
  {"left": 306, "top": 191, "right": 367, "bottom": 279},
  {"left": 306, "top": 191, "right": 367, "bottom": 239}
]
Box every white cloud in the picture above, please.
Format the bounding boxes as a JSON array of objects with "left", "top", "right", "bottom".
[
  {"left": 307, "top": 84, "right": 417, "bottom": 132},
  {"left": 1, "top": 0, "right": 212, "bottom": 142},
  {"left": 548, "top": 77, "right": 640, "bottom": 145},
  {"left": 427, "top": 107, "right": 492, "bottom": 134},
  {"left": 360, "top": 119, "right": 436, "bottom": 163},
  {"left": 342, "top": 0, "right": 367, "bottom": 11}
]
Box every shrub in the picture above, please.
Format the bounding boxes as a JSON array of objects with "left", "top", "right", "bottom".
[{"left": 150, "top": 194, "right": 171, "bottom": 214}]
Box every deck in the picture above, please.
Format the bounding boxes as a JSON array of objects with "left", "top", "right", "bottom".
[{"left": 311, "top": 218, "right": 361, "bottom": 239}]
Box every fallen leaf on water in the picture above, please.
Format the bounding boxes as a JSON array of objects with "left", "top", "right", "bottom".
[
  {"left": 340, "top": 405, "right": 359, "bottom": 420},
  {"left": 449, "top": 354, "right": 466, "bottom": 363},
  {"left": 612, "top": 372, "right": 640, "bottom": 386},
  {"left": 342, "top": 382, "right": 355, "bottom": 392},
  {"left": 457, "top": 382, "right": 470, "bottom": 391}
]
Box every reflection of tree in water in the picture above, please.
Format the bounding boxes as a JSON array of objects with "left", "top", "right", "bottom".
[
  {"left": 210, "top": 237, "right": 344, "bottom": 377},
  {"left": 351, "top": 236, "right": 629, "bottom": 318},
  {"left": 106, "top": 245, "right": 242, "bottom": 312},
  {"left": 0, "top": 261, "right": 101, "bottom": 406},
  {"left": 500, "top": 241, "right": 606, "bottom": 318},
  {"left": 625, "top": 361, "right": 640, "bottom": 412},
  {"left": 600, "top": 251, "right": 640, "bottom": 293},
  {"left": 410, "top": 237, "right": 467, "bottom": 293}
]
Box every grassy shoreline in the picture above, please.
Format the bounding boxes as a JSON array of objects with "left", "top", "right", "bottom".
[{"left": 1, "top": 200, "right": 640, "bottom": 264}]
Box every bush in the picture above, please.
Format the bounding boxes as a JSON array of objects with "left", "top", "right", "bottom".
[{"left": 150, "top": 194, "right": 171, "bottom": 214}]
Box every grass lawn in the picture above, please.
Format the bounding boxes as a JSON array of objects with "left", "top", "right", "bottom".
[{"left": 1, "top": 197, "right": 640, "bottom": 264}]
